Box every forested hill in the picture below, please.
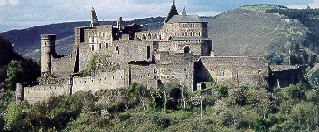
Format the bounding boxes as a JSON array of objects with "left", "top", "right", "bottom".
[{"left": 266, "top": 8, "right": 319, "bottom": 54}]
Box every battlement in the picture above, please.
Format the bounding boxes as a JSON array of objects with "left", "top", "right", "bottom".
[{"left": 41, "top": 34, "right": 56, "bottom": 40}]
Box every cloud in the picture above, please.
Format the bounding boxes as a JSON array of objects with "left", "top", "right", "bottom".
[{"left": 310, "top": 0, "right": 319, "bottom": 8}]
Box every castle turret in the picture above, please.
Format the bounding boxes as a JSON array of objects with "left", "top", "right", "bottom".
[
  {"left": 117, "top": 17, "right": 123, "bottom": 31},
  {"left": 117, "top": 17, "right": 123, "bottom": 39},
  {"left": 15, "top": 83, "right": 24, "bottom": 104},
  {"left": 41, "top": 34, "right": 56, "bottom": 75},
  {"left": 182, "top": 6, "right": 186, "bottom": 17},
  {"left": 90, "top": 7, "right": 99, "bottom": 27},
  {"left": 165, "top": 0, "right": 179, "bottom": 23}
]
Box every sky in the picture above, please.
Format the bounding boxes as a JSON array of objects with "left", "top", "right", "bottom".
[{"left": 0, "top": 0, "right": 318, "bottom": 32}]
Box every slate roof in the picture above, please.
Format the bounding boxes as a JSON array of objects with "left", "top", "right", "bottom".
[{"left": 167, "top": 15, "right": 203, "bottom": 23}]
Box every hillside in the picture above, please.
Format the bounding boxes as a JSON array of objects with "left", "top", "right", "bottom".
[
  {"left": 266, "top": 8, "right": 319, "bottom": 54},
  {"left": 0, "top": 36, "right": 22, "bottom": 65},
  {"left": 0, "top": 36, "right": 23, "bottom": 82},
  {"left": 207, "top": 8, "right": 308, "bottom": 56}
]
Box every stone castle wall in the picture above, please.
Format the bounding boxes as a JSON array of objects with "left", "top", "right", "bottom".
[
  {"left": 130, "top": 64, "right": 159, "bottom": 89},
  {"left": 161, "top": 22, "right": 208, "bottom": 40},
  {"left": 112, "top": 40, "right": 154, "bottom": 64},
  {"left": 72, "top": 69, "right": 128, "bottom": 94},
  {"left": 51, "top": 56, "right": 74, "bottom": 77},
  {"left": 24, "top": 84, "right": 71, "bottom": 103},
  {"left": 269, "top": 65, "right": 304, "bottom": 88},
  {"left": 198, "top": 56, "right": 269, "bottom": 86},
  {"left": 155, "top": 40, "right": 212, "bottom": 56}
]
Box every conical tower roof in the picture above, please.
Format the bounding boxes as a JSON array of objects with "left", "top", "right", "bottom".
[{"left": 164, "top": 0, "right": 179, "bottom": 23}]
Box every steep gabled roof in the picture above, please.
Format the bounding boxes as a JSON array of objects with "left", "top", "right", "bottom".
[{"left": 164, "top": 1, "right": 179, "bottom": 23}]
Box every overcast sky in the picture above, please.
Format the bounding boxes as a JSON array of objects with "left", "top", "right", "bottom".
[{"left": 0, "top": 0, "right": 318, "bottom": 32}]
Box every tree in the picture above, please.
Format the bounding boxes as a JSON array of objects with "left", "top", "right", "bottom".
[{"left": 5, "top": 60, "right": 23, "bottom": 90}]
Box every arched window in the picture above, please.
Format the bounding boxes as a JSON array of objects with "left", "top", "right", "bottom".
[
  {"left": 91, "top": 45, "right": 95, "bottom": 51},
  {"left": 116, "top": 46, "right": 119, "bottom": 54},
  {"left": 184, "top": 46, "right": 190, "bottom": 54}
]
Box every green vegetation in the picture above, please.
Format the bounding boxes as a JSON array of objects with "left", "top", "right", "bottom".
[
  {"left": 241, "top": 4, "right": 287, "bottom": 13},
  {"left": 4, "top": 59, "right": 40, "bottom": 90},
  {"left": 78, "top": 53, "right": 114, "bottom": 77},
  {"left": 267, "top": 8, "right": 319, "bottom": 54},
  {"left": 0, "top": 83, "right": 318, "bottom": 131}
]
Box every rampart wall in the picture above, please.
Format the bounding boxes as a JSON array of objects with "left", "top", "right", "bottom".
[
  {"left": 72, "top": 69, "right": 128, "bottom": 94},
  {"left": 24, "top": 84, "right": 71, "bottom": 104}
]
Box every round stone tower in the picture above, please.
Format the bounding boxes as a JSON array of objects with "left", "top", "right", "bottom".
[
  {"left": 41, "top": 34, "right": 56, "bottom": 75},
  {"left": 15, "top": 83, "right": 24, "bottom": 103}
]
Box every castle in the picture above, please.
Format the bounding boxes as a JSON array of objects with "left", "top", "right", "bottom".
[{"left": 17, "top": 2, "right": 303, "bottom": 103}]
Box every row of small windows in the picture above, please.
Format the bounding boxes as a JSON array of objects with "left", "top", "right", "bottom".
[
  {"left": 78, "top": 76, "right": 124, "bottom": 84},
  {"left": 179, "top": 23, "right": 200, "bottom": 28},
  {"left": 97, "top": 32, "right": 108, "bottom": 37},
  {"left": 90, "top": 43, "right": 119, "bottom": 54},
  {"left": 181, "top": 32, "right": 202, "bottom": 37},
  {"left": 153, "top": 68, "right": 187, "bottom": 73}
]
